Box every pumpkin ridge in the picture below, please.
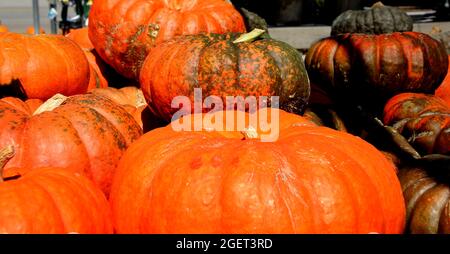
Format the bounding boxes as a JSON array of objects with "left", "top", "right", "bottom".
[
  {"left": 281, "top": 131, "right": 385, "bottom": 233},
  {"left": 24, "top": 176, "right": 71, "bottom": 232}
]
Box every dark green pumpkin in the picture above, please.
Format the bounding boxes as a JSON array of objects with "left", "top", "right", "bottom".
[
  {"left": 139, "top": 30, "right": 310, "bottom": 121},
  {"left": 331, "top": 2, "right": 413, "bottom": 35},
  {"left": 305, "top": 32, "right": 448, "bottom": 105}
]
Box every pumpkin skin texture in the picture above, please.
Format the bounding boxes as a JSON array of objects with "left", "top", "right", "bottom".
[
  {"left": 85, "top": 50, "right": 109, "bottom": 90},
  {"left": 0, "top": 94, "right": 142, "bottom": 196},
  {"left": 305, "top": 32, "right": 448, "bottom": 104},
  {"left": 0, "top": 147, "right": 113, "bottom": 234},
  {"left": 89, "top": 86, "right": 147, "bottom": 128},
  {"left": 398, "top": 166, "right": 450, "bottom": 234},
  {"left": 383, "top": 93, "right": 450, "bottom": 155},
  {"left": 88, "top": 0, "right": 246, "bottom": 79},
  {"left": 66, "top": 28, "right": 94, "bottom": 50},
  {"left": 435, "top": 56, "right": 450, "bottom": 106},
  {"left": 140, "top": 32, "right": 310, "bottom": 121},
  {"left": 110, "top": 108, "right": 405, "bottom": 234},
  {"left": 0, "top": 32, "right": 90, "bottom": 100},
  {"left": 331, "top": 2, "right": 413, "bottom": 35}
]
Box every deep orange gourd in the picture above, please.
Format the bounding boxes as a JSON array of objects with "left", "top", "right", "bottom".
[
  {"left": 0, "top": 94, "right": 142, "bottom": 196},
  {"left": 88, "top": 0, "right": 246, "bottom": 79},
  {"left": 0, "top": 32, "right": 90, "bottom": 100},
  {"left": 306, "top": 32, "right": 448, "bottom": 102},
  {"left": 0, "top": 146, "right": 113, "bottom": 234},
  {"left": 0, "top": 24, "right": 8, "bottom": 33},
  {"left": 140, "top": 31, "right": 310, "bottom": 121},
  {"left": 110, "top": 108, "right": 405, "bottom": 233},
  {"left": 435, "top": 56, "right": 450, "bottom": 106},
  {"left": 66, "top": 28, "right": 94, "bottom": 50},
  {"left": 383, "top": 93, "right": 449, "bottom": 155}
]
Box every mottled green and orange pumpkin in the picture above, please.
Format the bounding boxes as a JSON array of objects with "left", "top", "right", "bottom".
[
  {"left": 0, "top": 146, "right": 113, "bottom": 234},
  {"left": 88, "top": 0, "right": 246, "bottom": 79},
  {"left": 140, "top": 30, "right": 310, "bottom": 121},
  {"left": 383, "top": 93, "right": 449, "bottom": 156},
  {"left": 0, "top": 32, "right": 90, "bottom": 100},
  {"left": 305, "top": 32, "right": 448, "bottom": 104},
  {"left": 0, "top": 94, "right": 142, "bottom": 196},
  {"left": 110, "top": 108, "right": 405, "bottom": 233}
]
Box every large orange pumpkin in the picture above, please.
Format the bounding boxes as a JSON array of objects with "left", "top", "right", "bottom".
[
  {"left": 88, "top": 0, "right": 246, "bottom": 79},
  {"left": 0, "top": 146, "right": 113, "bottom": 234},
  {"left": 0, "top": 32, "right": 90, "bottom": 100},
  {"left": 305, "top": 32, "right": 448, "bottom": 104},
  {"left": 0, "top": 94, "right": 142, "bottom": 196},
  {"left": 110, "top": 108, "right": 405, "bottom": 233},
  {"left": 140, "top": 30, "right": 310, "bottom": 121},
  {"left": 435, "top": 56, "right": 450, "bottom": 106}
]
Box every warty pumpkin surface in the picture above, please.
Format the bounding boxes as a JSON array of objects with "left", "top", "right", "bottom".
[
  {"left": 0, "top": 32, "right": 90, "bottom": 100},
  {"left": 110, "top": 108, "right": 405, "bottom": 234},
  {"left": 0, "top": 94, "right": 142, "bottom": 196},
  {"left": 383, "top": 93, "right": 450, "bottom": 156},
  {"left": 140, "top": 31, "right": 310, "bottom": 121},
  {"left": 305, "top": 32, "right": 448, "bottom": 103},
  {"left": 0, "top": 146, "right": 113, "bottom": 234},
  {"left": 88, "top": 0, "right": 246, "bottom": 79}
]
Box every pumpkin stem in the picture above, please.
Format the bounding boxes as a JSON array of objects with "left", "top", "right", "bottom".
[
  {"left": 327, "top": 109, "right": 348, "bottom": 132},
  {"left": 371, "top": 1, "right": 385, "bottom": 8},
  {"left": 135, "top": 89, "right": 147, "bottom": 108},
  {"left": 0, "top": 146, "right": 14, "bottom": 182},
  {"left": 241, "top": 126, "right": 259, "bottom": 140},
  {"left": 233, "top": 28, "right": 265, "bottom": 44},
  {"left": 33, "top": 93, "right": 68, "bottom": 115}
]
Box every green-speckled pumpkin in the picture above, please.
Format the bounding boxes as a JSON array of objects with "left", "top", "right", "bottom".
[
  {"left": 140, "top": 30, "right": 310, "bottom": 121},
  {"left": 88, "top": 0, "right": 246, "bottom": 79},
  {"left": 331, "top": 2, "right": 413, "bottom": 35}
]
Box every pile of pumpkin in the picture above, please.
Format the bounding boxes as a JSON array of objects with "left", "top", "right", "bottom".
[{"left": 0, "top": 0, "right": 448, "bottom": 234}]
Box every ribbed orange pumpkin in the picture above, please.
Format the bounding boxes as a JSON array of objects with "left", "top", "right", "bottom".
[
  {"left": 0, "top": 94, "right": 142, "bottom": 196},
  {"left": 383, "top": 93, "right": 449, "bottom": 155},
  {"left": 88, "top": 0, "right": 246, "bottom": 79},
  {"left": 0, "top": 32, "right": 90, "bottom": 100},
  {"left": 305, "top": 32, "right": 448, "bottom": 103},
  {"left": 140, "top": 30, "right": 310, "bottom": 121},
  {"left": 110, "top": 108, "right": 405, "bottom": 233},
  {"left": 0, "top": 146, "right": 113, "bottom": 234},
  {"left": 436, "top": 56, "right": 450, "bottom": 106}
]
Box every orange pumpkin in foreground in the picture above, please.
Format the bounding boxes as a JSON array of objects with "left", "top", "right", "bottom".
[
  {"left": 0, "top": 32, "right": 90, "bottom": 100},
  {"left": 0, "top": 146, "right": 113, "bottom": 234},
  {"left": 88, "top": 0, "right": 246, "bottom": 79},
  {"left": 0, "top": 94, "right": 142, "bottom": 196},
  {"left": 110, "top": 108, "right": 405, "bottom": 233}
]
